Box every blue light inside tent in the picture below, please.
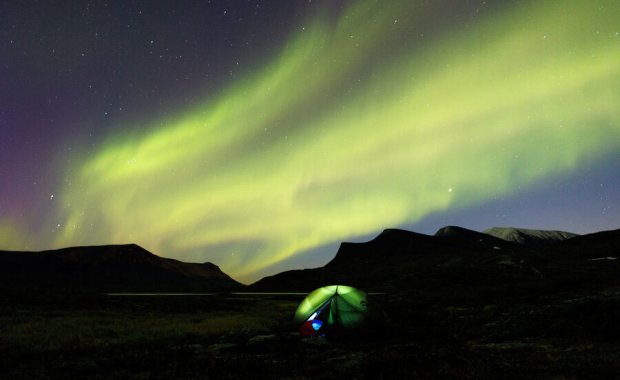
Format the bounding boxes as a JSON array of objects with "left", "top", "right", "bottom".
[{"left": 311, "top": 320, "right": 323, "bottom": 331}]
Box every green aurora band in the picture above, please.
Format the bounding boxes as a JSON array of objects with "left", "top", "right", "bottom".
[{"left": 41, "top": 1, "right": 620, "bottom": 282}]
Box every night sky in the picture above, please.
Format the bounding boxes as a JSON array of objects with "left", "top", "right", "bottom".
[{"left": 1, "top": 0, "right": 619, "bottom": 283}]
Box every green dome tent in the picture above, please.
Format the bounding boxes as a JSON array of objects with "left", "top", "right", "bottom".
[{"left": 294, "top": 285, "right": 385, "bottom": 336}]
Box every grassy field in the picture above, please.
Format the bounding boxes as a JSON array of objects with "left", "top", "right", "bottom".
[
  {"left": 0, "top": 292, "right": 300, "bottom": 379},
  {"left": 1, "top": 290, "right": 620, "bottom": 379}
]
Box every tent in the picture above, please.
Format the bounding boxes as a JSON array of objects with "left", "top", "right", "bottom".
[{"left": 294, "top": 285, "right": 384, "bottom": 336}]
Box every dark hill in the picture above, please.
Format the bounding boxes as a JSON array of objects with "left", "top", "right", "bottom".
[
  {"left": 326, "top": 229, "right": 441, "bottom": 267},
  {"left": 551, "top": 228, "right": 620, "bottom": 258},
  {"left": 0, "top": 244, "right": 242, "bottom": 292}
]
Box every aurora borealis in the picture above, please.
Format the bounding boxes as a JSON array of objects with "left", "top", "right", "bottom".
[{"left": 1, "top": 1, "right": 619, "bottom": 282}]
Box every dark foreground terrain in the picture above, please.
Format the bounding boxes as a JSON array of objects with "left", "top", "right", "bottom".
[
  {"left": 1, "top": 288, "right": 620, "bottom": 379},
  {"left": 2, "top": 227, "right": 619, "bottom": 378}
]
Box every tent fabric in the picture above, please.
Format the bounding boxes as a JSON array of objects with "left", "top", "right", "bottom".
[{"left": 295, "top": 285, "right": 384, "bottom": 335}]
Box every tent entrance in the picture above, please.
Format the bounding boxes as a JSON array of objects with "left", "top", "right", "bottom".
[{"left": 301, "top": 298, "right": 332, "bottom": 336}]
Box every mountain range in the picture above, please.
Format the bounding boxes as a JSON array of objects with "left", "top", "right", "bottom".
[
  {"left": 251, "top": 226, "right": 620, "bottom": 293},
  {"left": 1, "top": 226, "right": 618, "bottom": 293}
]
